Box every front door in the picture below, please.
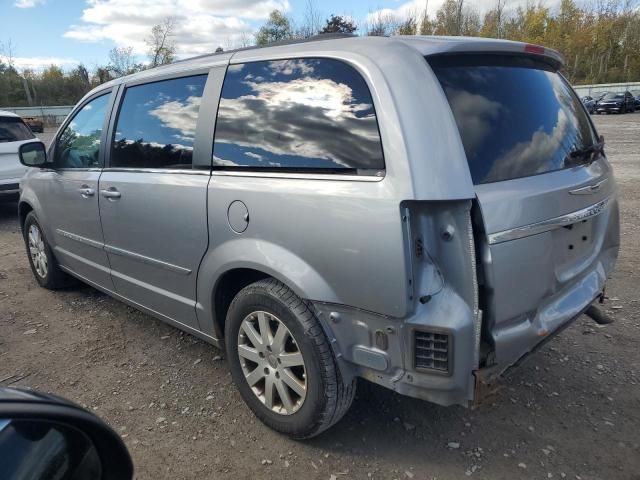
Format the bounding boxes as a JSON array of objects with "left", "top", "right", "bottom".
[
  {"left": 39, "top": 91, "right": 114, "bottom": 288},
  {"left": 98, "top": 74, "right": 210, "bottom": 331}
]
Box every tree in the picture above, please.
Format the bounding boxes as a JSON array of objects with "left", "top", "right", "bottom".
[
  {"left": 108, "top": 47, "right": 142, "bottom": 77},
  {"left": 147, "top": 18, "right": 176, "bottom": 67},
  {"left": 94, "top": 66, "right": 112, "bottom": 85},
  {"left": 397, "top": 13, "right": 418, "bottom": 35},
  {"left": 481, "top": 0, "right": 507, "bottom": 38},
  {"left": 420, "top": 1, "right": 434, "bottom": 35},
  {"left": 366, "top": 10, "right": 399, "bottom": 36},
  {"left": 299, "top": 0, "right": 323, "bottom": 38},
  {"left": 255, "top": 10, "right": 294, "bottom": 45},
  {"left": 433, "top": 0, "right": 463, "bottom": 35},
  {"left": 321, "top": 15, "right": 357, "bottom": 34}
]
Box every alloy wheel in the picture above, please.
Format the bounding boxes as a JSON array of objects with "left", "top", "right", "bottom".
[
  {"left": 237, "top": 311, "right": 307, "bottom": 415},
  {"left": 28, "top": 224, "right": 48, "bottom": 279}
]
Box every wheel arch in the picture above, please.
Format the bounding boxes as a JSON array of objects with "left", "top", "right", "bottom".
[
  {"left": 18, "top": 200, "right": 34, "bottom": 230},
  {"left": 199, "top": 239, "right": 341, "bottom": 341}
]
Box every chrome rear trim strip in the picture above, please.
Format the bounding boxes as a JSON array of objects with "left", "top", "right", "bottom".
[{"left": 488, "top": 196, "right": 611, "bottom": 245}]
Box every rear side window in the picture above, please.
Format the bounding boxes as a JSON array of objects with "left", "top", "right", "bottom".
[
  {"left": 111, "top": 75, "right": 207, "bottom": 170},
  {"left": 213, "top": 58, "right": 384, "bottom": 173},
  {"left": 429, "top": 55, "right": 598, "bottom": 184},
  {"left": 0, "top": 117, "right": 34, "bottom": 143}
]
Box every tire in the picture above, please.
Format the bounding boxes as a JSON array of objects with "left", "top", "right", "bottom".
[
  {"left": 225, "top": 278, "right": 356, "bottom": 439},
  {"left": 23, "top": 212, "right": 74, "bottom": 289}
]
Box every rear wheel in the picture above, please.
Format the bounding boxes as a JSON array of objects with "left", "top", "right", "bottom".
[
  {"left": 225, "top": 278, "right": 355, "bottom": 439},
  {"left": 23, "top": 212, "right": 74, "bottom": 289}
]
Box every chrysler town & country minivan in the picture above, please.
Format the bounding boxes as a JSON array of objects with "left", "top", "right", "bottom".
[{"left": 17, "top": 35, "right": 620, "bottom": 438}]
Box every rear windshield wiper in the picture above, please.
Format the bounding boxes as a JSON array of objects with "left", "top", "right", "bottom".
[{"left": 568, "top": 139, "right": 605, "bottom": 165}]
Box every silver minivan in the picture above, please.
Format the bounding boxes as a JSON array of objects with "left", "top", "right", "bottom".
[{"left": 17, "top": 35, "right": 620, "bottom": 438}]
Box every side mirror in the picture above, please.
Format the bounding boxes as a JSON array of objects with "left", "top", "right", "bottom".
[
  {"left": 18, "top": 141, "right": 48, "bottom": 167},
  {"left": 0, "top": 387, "right": 133, "bottom": 480}
]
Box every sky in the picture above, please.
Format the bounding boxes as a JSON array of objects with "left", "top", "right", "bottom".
[{"left": 0, "top": 0, "right": 559, "bottom": 71}]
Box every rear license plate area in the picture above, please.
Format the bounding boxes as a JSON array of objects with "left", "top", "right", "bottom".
[{"left": 552, "top": 218, "right": 596, "bottom": 274}]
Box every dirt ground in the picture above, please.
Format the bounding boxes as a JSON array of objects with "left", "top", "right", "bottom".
[{"left": 1, "top": 115, "right": 639, "bottom": 480}]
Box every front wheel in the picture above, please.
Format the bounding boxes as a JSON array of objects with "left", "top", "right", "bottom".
[
  {"left": 23, "top": 212, "right": 74, "bottom": 289},
  {"left": 225, "top": 278, "right": 355, "bottom": 439}
]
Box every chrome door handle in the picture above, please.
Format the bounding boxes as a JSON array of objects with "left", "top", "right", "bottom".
[
  {"left": 79, "top": 187, "right": 95, "bottom": 197},
  {"left": 100, "top": 188, "right": 121, "bottom": 200}
]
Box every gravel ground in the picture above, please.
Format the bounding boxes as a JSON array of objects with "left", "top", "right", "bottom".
[{"left": 1, "top": 115, "right": 639, "bottom": 479}]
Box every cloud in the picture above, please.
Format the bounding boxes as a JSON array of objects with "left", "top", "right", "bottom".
[
  {"left": 444, "top": 87, "right": 501, "bottom": 155},
  {"left": 485, "top": 108, "right": 570, "bottom": 183},
  {"left": 149, "top": 95, "right": 202, "bottom": 141},
  {"left": 0, "top": 55, "right": 79, "bottom": 70},
  {"left": 14, "top": 0, "right": 45, "bottom": 8},
  {"left": 64, "top": 0, "right": 290, "bottom": 57}
]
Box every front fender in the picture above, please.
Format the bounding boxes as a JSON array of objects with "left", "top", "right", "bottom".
[
  {"left": 196, "top": 238, "right": 341, "bottom": 338},
  {"left": 18, "top": 180, "right": 51, "bottom": 241}
]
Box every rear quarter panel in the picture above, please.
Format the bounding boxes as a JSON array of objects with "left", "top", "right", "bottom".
[{"left": 197, "top": 174, "right": 408, "bottom": 332}]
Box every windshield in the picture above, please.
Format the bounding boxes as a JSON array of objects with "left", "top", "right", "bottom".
[
  {"left": 429, "top": 55, "right": 598, "bottom": 184},
  {"left": 0, "top": 117, "right": 35, "bottom": 143},
  {"left": 603, "top": 93, "right": 624, "bottom": 100}
]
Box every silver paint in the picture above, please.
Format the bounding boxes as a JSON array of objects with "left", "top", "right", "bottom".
[{"left": 18, "top": 36, "right": 619, "bottom": 409}]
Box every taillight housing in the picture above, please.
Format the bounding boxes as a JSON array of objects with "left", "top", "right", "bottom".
[{"left": 524, "top": 44, "right": 545, "bottom": 55}]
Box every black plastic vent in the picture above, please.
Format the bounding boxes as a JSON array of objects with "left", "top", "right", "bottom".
[{"left": 414, "top": 330, "right": 450, "bottom": 374}]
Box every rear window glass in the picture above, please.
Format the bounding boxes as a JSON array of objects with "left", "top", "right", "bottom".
[
  {"left": 0, "top": 116, "right": 35, "bottom": 143},
  {"left": 429, "top": 55, "right": 598, "bottom": 184}
]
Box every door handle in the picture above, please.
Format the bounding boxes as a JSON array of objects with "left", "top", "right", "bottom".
[
  {"left": 100, "top": 188, "right": 121, "bottom": 200},
  {"left": 79, "top": 186, "right": 95, "bottom": 198}
]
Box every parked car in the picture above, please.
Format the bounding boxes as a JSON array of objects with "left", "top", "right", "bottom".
[
  {"left": 0, "top": 386, "right": 133, "bottom": 479},
  {"left": 0, "top": 110, "right": 34, "bottom": 200},
  {"left": 592, "top": 91, "right": 608, "bottom": 102},
  {"left": 631, "top": 90, "right": 640, "bottom": 110},
  {"left": 16, "top": 35, "right": 620, "bottom": 438},
  {"left": 581, "top": 95, "right": 596, "bottom": 113},
  {"left": 22, "top": 116, "right": 44, "bottom": 133},
  {"left": 595, "top": 91, "right": 636, "bottom": 114}
]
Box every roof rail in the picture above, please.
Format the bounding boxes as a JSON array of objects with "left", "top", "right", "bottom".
[{"left": 173, "top": 33, "right": 357, "bottom": 64}]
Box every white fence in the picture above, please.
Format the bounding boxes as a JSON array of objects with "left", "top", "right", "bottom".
[
  {"left": 573, "top": 82, "right": 640, "bottom": 97},
  {"left": 1, "top": 105, "right": 73, "bottom": 125}
]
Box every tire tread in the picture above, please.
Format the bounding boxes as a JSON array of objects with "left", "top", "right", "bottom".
[{"left": 227, "top": 278, "right": 356, "bottom": 438}]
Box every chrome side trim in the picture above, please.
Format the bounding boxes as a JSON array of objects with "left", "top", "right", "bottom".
[
  {"left": 488, "top": 196, "right": 611, "bottom": 245},
  {"left": 54, "top": 168, "right": 103, "bottom": 172},
  {"left": 56, "top": 229, "right": 104, "bottom": 249},
  {"left": 102, "top": 167, "right": 210, "bottom": 175},
  {"left": 56, "top": 229, "right": 191, "bottom": 275},
  {"left": 211, "top": 170, "right": 384, "bottom": 182},
  {"left": 104, "top": 245, "right": 192, "bottom": 275},
  {"left": 569, "top": 178, "right": 608, "bottom": 195}
]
